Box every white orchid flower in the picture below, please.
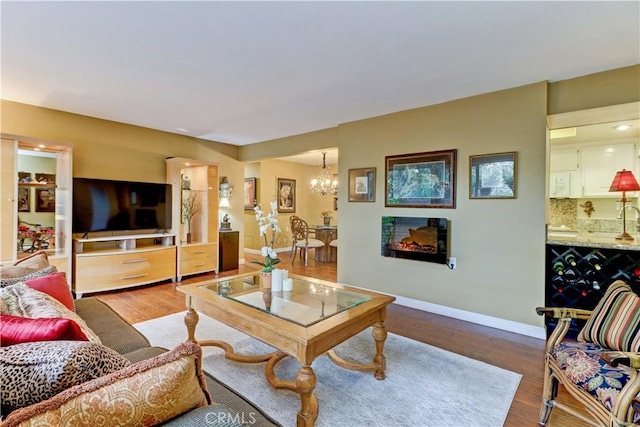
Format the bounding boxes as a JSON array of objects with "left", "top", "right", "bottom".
[{"left": 261, "top": 246, "right": 269, "bottom": 257}]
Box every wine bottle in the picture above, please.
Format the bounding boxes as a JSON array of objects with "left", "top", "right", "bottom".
[
  {"left": 564, "top": 253, "right": 578, "bottom": 267},
  {"left": 585, "top": 253, "right": 602, "bottom": 271},
  {"left": 552, "top": 261, "right": 565, "bottom": 276},
  {"left": 563, "top": 268, "right": 577, "bottom": 281}
]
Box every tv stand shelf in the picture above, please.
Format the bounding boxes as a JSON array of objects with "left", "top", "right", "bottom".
[{"left": 73, "top": 233, "right": 176, "bottom": 296}]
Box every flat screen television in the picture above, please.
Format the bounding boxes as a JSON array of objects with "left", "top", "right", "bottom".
[
  {"left": 73, "top": 178, "right": 172, "bottom": 234},
  {"left": 381, "top": 216, "right": 448, "bottom": 264}
]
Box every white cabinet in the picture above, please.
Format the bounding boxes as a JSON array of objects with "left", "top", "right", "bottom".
[
  {"left": 581, "top": 143, "right": 636, "bottom": 196},
  {"left": 166, "top": 158, "right": 219, "bottom": 280},
  {"left": 550, "top": 148, "right": 579, "bottom": 172}
]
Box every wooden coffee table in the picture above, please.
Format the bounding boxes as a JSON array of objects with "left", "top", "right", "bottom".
[{"left": 178, "top": 271, "right": 396, "bottom": 427}]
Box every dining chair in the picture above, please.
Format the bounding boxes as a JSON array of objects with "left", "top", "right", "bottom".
[{"left": 290, "top": 217, "right": 324, "bottom": 266}]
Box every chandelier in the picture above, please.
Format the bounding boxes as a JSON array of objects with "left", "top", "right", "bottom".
[{"left": 310, "top": 152, "right": 338, "bottom": 196}]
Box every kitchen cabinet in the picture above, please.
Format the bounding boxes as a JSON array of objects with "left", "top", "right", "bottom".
[
  {"left": 550, "top": 148, "right": 579, "bottom": 172},
  {"left": 581, "top": 143, "right": 636, "bottom": 196}
]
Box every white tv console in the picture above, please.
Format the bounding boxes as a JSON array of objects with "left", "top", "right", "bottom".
[{"left": 72, "top": 233, "right": 176, "bottom": 297}]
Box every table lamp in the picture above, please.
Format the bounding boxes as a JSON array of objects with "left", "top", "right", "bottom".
[{"left": 609, "top": 169, "right": 640, "bottom": 241}]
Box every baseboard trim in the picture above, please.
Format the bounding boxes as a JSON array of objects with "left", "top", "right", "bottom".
[
  {"left": 241, "top": 249, "right": 546, "bottom": 339},
  {"left": 393, "top": 294, "right": 546, "bottom": 340}
]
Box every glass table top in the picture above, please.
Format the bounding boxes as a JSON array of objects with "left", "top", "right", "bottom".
[{"left": 199, "top": 275, "right": 371, "bottom": 327}]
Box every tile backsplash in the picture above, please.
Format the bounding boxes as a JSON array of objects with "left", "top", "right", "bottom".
[{"left": 549, "top": 197, "right": 639, "bottom": 233}]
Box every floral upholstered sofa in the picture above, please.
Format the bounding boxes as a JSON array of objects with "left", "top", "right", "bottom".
[{"left": 0, "top": 251, "right": 279, "bottom": 427}]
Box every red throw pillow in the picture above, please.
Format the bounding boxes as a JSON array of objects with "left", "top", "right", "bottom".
[
  {"left": 0, "top": 315, "right": 88, "bottom": 346},
  {"left": 25, "top": 272, "right": 75, "bottom": 311}
]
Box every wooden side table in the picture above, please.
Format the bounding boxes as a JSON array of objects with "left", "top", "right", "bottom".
[{"left": 219, "top": 230, "right": 239, "bottom": 271}]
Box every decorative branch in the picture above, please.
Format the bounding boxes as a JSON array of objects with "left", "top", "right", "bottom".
[{"left": 181, "top": 190, "right": 202, "bottom": 232}]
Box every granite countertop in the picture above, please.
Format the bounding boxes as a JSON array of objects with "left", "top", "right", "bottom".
[{"left": 547, "top": 231, "right": 640, "bottom": 251}]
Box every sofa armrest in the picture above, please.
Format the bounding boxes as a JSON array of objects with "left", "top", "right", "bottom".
[{"left": 75, "top": 298, "right": 150, "bottom": 355}]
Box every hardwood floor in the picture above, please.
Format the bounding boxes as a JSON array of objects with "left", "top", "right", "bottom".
[{"left": 91, "top": 253, "right": 585, "bottom": 427}]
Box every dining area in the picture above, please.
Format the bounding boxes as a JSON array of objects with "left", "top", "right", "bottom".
[{"left": 289, "top": 215, "right": 338, "bottom": 266}]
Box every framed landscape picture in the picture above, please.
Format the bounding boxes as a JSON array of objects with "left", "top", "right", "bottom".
[
  {"left": 348, "top": 167, "right": 376, "bottom": 202},
  {"left": 277, "top": 178, "right": 296, "bottom": 213},
  {"left": 385, "top": 149, "right": 457, "bottom": 208},
  {"left": 469, "top": 152, "right": 517, "bottom": 199}
]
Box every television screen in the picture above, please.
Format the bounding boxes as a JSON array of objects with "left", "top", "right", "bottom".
[
  {"left": 381, "top": 216, "right": 448, "bottom": 264},
  {"left": 73, "top": 178, "right": 172, "bottom": 234}
]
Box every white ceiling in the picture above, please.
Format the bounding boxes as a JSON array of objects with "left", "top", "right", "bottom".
[{"left": 2, "top": 1, "right": 639, "bottom": 156}]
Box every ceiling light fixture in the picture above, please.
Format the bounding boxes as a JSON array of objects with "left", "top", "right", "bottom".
[
  {"left": 310, "top": 152, "right": 338, "bottom": 196},
  {"left": 613, "top": 124, "right": 632, "bottom": 131}
]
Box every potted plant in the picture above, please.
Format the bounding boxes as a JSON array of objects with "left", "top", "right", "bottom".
[
  {"left": 181, "top": 190, "right": 201, "bottom": 243},
  {"left": 251, "top": 200, "right": 281, "bottom": 288},
  {"left": 321, "top": 210, "right": 333, "bottom": 226}
]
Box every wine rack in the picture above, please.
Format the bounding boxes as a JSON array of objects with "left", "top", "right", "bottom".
[{"left": 545, "top": 244, "right": 640, "bottom": 338}]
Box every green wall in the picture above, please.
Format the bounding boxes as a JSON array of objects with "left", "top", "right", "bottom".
[{"left": 2, "top": 64, "right": 638, "bottom": 335}]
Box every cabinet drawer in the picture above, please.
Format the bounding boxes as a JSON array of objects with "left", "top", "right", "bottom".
[
  {"left": 74, "top": 247, "right": 176, "bottom": 293},
  {"left": 180, "top": 257, "right": 216, "bottom": 275},
  {"left": 180, "top": 244, "right": 216, "bottom": 261}
]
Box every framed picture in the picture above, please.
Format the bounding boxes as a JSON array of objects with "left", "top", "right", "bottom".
[
  {"left": 385, "top": 149, "right": 457, "bottom": 208},
  {"left": 18, "top": 187, "right": 30, "bottom": 212},
  {"left": 244, "top": 177, "right": 257, "bottom": 210},
  {"left": 348, "top": 167, "right": 376, "bottom": 202},
  {"left": 277, "top": 178, "right": 296, "bottom": 213},
  {"left": 469, "top": 152, "right": 517, "bottom": 199},
  {"left": 35, "top": 188, "right": 55, "bottom": 212},
  {"left": 35, "top": 173, "right": 56, "bottom": 185}
]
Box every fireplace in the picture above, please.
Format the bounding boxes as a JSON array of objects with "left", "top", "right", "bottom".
[{"left": 381, "top": 216, "right": 448, "bottom": 264}]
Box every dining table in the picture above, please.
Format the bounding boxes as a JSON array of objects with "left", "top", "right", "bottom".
[{"left": 311, "top": 225, "right": 338, "bottom": 263}]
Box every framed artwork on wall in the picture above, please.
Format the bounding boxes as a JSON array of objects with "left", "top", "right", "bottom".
[
  {"left": 18, "top": 187, "right": 30, "bottom": 212},
  {"left": 35, "top": 188, "right": 55, "bottom": 212},
  {"left": 385, "top": 149, "right": 457, "bottom": 208},
  {"left": 244, "top": 177, "right": 257, "bottom": 210},
  {"left": 348, "top": 167, "right": 376, "bottom": 202},
  {"left": 277, "top": 178, "right": 296, "bottom": 213},
  {"left": 469, "top": 152, "right": 517, "bottom": 199}
]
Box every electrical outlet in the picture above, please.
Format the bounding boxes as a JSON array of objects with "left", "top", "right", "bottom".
[{"left": 448, "top": 257, "right": 457, "bottom": 270}]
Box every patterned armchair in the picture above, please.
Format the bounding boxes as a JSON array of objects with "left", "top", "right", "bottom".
[{"left": 536, "top": 280, "right": 640, "bottom": 426}]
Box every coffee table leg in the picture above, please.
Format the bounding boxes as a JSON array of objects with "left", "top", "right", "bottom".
[
  {"left": 296, "top": 364, "right": 318, "bottom": 427},
  {"left": 372, "top": 320, "right": 388, "bottom": 380},
  {"left": 184, "top": 308, "right": 199, "bottom": 343}
]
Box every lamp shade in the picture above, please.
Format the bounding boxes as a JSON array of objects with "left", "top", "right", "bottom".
[{"left": 609, "top": 169, "right": 640, "bottom": 192}]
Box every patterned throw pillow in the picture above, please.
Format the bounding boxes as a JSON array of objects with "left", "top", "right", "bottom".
[
  {"left": 577, "top": 280, "right": 640, "bottom": 352},
  {"left": 0, "top": 283, "right": 100, "bottom": 344},
  {"left": 1, "top": 342, "right": 212, "bottom": 427},
  {"left": 13, "top": 251, "right": 49, "bottom": 270},
  {"left": 0, "top": 340, "right": 131, "bottom": 414},
  {"left": 0, "top": 265, "right": 58, "bottom": 288}
]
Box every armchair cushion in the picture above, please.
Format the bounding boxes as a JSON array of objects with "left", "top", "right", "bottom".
[
  {"left": 577, "top": 280, "right": 640, "bottom": 352},
  {"left": 551, "top": 341, "right": 639, "bottom": 420}
]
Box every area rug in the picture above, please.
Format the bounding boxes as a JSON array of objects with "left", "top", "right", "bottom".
[{"left": 134, "top": 311, "right": 522, "bottom": 427}]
